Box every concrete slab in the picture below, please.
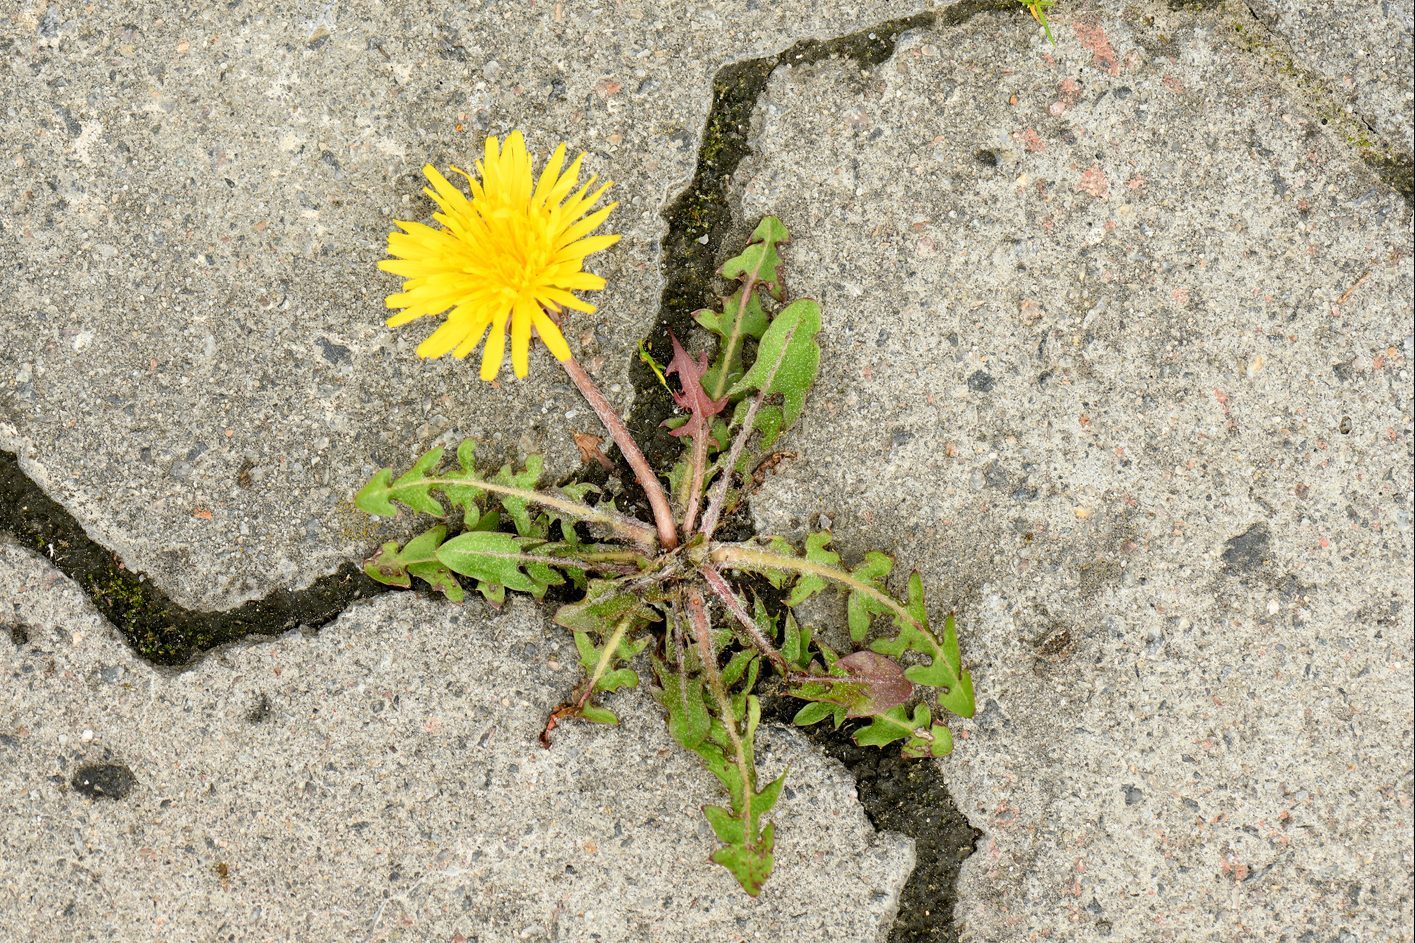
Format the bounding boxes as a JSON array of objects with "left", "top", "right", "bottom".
[
  {"left": 0, "top": 543, "right": 913, "bottom": 942},
  {"left": 0, "top": 0, "right": 934, "bottom": 609},
  {"left": 736, "top": 5, "right": 1413, "bottom": 940}
]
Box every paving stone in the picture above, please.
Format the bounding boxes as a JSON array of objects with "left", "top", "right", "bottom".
[
  {"left": 736, "top": 5, "right": 1413, "bottom": 940},
  {"left": 0, "top": 544, "right": 913, "bottom": 943},
  {"left": 0, "top": 0, "right": 932, "bottom": 609}
]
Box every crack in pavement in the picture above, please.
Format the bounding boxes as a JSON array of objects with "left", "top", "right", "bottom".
[
  {"left": 1, "top": 6, "right": 1010, "bottom": 939},
  {"left": 1219, "top": 0, "right": 1414, "bottom": 205},
  {"left": 1, "top": 447, "right": 388, "bottom": 666}
]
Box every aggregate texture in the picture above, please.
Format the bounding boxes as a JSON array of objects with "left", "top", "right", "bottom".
[
  {"left": 0, "top": 544, "right": 914, "bottom": 943},
  {"left": 0, "top": 0, "right": 939, "bottom": 610},
  {"left": 737, "top": 5, "right": 1413, "bottom": 941},
  {"left": 1243, "top": 0, "right": 1414, "bottom": 154}
]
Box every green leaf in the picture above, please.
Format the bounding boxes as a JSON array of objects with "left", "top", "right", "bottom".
[
  {"left": 846, "top": 551, "right": 894, "bottom": 642},
  {"left": 871, "top": 590, "right": 975, "bottom": 719},
  {"left": 913, "top": 724, "right": 955, "bottom": 759},
  {"left": 356, "top": 447, "right": 446, "bottom": 517},
  {"left": 792, "top": 701, "right": 837, "bottom": 727},
  {"left": 721, "top": 650, "right": 756, "bottom": 691},
  {"left": 697, "top": 287, "right": 770, "bottom": 398},
  {"left": 728, "top": 298, "right": 821, "bottom": 434},
  {"left": 781, "top": 613, "right": 813, "bottom": 669},
  {"left": 851, "top": 702, "right": 955, "bottom": 759},
  {"left": 362, "top": 524, "right": 465, "bottom": 603},
  {"left": 720, "top": 215, "right": 790, "bottom": 300},
  {"left": 660, "top": 670, "right": 712, "bottom": 750},
  {"left": 441, "top": 439, "right": 489, "bottom": 527},
  {"left": 435, "top": 531, "right": 563, "bottom": 598},
  {"left": 490, "top": 454, "right": 543, "bottom": 537},
  {"left": 579, "top": 704, "right": 619, "bottom": 725},
  {"left": 554, "top": 578, "right": 657, "bottom": 634},
  {"left": 710, "top": 825, "right": 775, "bottom": 897},
  {"left": 751, "top": 771, "right": 787, "bottom": 818},
  {"left": 597, "top": 666, "right": 639, "bottom": 695},
  {"left": 854, "top": 704, "right": 924, "bottom": 748},
  {"left": 703, "top": 804, "right": 744, "bottom": 845},
  {"left": 784, "top": 531, "right": 839, "bottom": 606}
]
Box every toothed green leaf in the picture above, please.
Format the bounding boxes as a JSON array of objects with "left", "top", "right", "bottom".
[
  {"left": 554, "top": 578, "right": 657, "bottom": 635},
  {"left": 362, "top": 524, "right": 465, "bottom": 603},
  {"left": 854, "top": 704, "right": 925, "bottom": 748},
  {"left": 846, "top": 551, "right": 894, "bottom": 642},
  {"left": 710, "top": 825, "right": 775, "bottom": 897},
  {"left": 356, "top": 447, "right": 446, "bottom": 517},
  {"left": 703, "top": 804, "right": 744, "bottom": 845},
  {"left": 729, "top": 298, "right": 821, "bottom": 435},
  {"left": 720, "top": 215, "right": 790, "bottom": 299},
  {"left": 659, "top": 669, "right": 712, "bottom": 751},
  {"left": 697, "top": 286, "right": 770, "bottom": 398},
  {"left": 435, "top": 531, "right": 563, "bottom": 598},
  {"left": 785, "top": 531, "right": 839, "bottom": 606},
  {"left": 491, "top": 453, "right": 543, "bottom": 537}
]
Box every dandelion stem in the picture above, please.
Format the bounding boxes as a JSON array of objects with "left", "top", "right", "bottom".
[{"left": 560, "top": 355, "right": 679, "bottom": 551}]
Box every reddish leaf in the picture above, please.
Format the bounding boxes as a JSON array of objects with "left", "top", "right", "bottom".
[
  {"left": 834, "top": 651, "right": 913, "bottom": 717},
  {"left": 663, "top": 334, "right": 728, "bottom": 440}
]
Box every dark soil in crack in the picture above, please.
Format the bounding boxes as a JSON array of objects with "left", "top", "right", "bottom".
[
  {"left": 0, "top": 448, "right": 388, "bottom": 666},
  {"left": 761, "top": 694, "right": 980, "bottom": 943}
]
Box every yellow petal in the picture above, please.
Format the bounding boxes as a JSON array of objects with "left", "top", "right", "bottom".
[
  {"left": 531, "top": 143, "right": 568, "bottom": 208},
  {"left": 416, "top": 317, "right": 472, "bottom": 359},
  {"left": 451, "top": 315, "right": 491, "bottom": 359},
  {"left": 532, "top": 308, "right": 572, "bottom": 361},
  {"left": 511, "top": 301, "right": 533, "bottom": 378},
  {"left": 480, "top": 310, "right": 509, "bottom": 381}
]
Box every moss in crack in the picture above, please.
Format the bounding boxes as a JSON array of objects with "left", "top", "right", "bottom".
[
  {"left": 1, "top": 448, "right": 387, "bottom": 666},
  {"left": 1223, "top": 1, "right": 1413, "bottom": 205}
]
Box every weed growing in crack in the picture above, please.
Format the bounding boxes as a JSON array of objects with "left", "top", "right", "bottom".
[{"left": 359, "top": 141, "right": 975, "bottom": 897}]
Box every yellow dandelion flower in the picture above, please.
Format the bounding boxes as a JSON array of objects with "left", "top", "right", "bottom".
[{"left": 379, "top": 131, "right": 620, "bottom": 380}]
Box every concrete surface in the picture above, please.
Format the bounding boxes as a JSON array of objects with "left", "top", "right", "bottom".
[
  {"left": 740, "top": 5, "right": 1413, "bottom": 941},
  {"left": 1246, "top": 0, "right": 1414, "bottom": 153},
  {"left": 0, "top": 0, "right": 935, "bottom": 609},
  {"left": 2, "top": 0, "right": 1413, "bottom": 941},
  {"left": 0, "top": 544, "right": 913, "bottom": 942}
]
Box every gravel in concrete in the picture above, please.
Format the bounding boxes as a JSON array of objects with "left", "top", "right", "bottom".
[
  {"left": 736, "top": 5, "right": 1413, "bottom": 940},
  {"left": 1246, "top": 0, "right": 1414, "bottom": 153}
]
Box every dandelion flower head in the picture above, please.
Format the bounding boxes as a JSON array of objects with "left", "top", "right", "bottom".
[{"left": 380, "top": 131, "right": 619, "bottom": 380}]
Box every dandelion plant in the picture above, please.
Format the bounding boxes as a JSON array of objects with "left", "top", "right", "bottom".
[{"left": 360, "top": 134, "right": 975, "bottom": 896}]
